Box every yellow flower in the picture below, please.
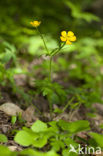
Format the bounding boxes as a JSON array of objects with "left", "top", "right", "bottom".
[
  {"left": 60, "top": 31, "right": 76, "bottom": 45},
  {"left": 30, "top": 20, "right": 41, "bottom": 27}
]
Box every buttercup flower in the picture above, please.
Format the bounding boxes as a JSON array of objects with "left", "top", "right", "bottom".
[
  {"left": 60, "top": 31, "right": 76, "bottom": 45},
  {"left": 30, "top": 20, "right": 41, "bottom": 27}
]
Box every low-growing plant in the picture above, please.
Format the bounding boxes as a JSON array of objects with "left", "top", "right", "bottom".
[
  {"left": 0, "top": 1, "right": 103, "bottom": 155},
  {"left": 14, "top": 119, "right": 90, "bottom": 155},
  {"left": 0, "top": 120, "right": 103, "bottom": 155},
  {"left": 30, "top": 20, "right": 77, "bottom": 116}
]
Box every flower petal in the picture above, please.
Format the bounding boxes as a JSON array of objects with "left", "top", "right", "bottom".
[
  {"left": 68, "top": 31, "right": 74, "bottom": 37},
  {"left": 66, "top": 40, "right": 72, "bottom": 45},
  {"left": 30, "top": 21, "right": 41, "bottom": 27},
  {"left": 30, "top": 22, "right": 33, "bottom": 25},
  {"left": 60, "top": 36, "right": 67, "bottom": 42},
  {"left": 69, "top": 36, "right": 76, "bottom": 41},
  {"left": 61, "top": 31, "right": 67, "bottom": 37}
]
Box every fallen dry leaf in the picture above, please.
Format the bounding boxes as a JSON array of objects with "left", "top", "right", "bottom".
[
  {"left": 22, "top": 105, "right": 36, "bottom": 122},
  {"left": 0, "top": 103, "right": 23, "bottom": 116},
  {"left": 8, "top": 146, "right": 17, "bottom": 151}
]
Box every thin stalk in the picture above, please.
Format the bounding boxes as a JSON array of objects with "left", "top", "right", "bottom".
[
  {"left": 36, "top": 27, "right": 49, "bottom": 54},
  {"left": 69, "top": 103, "right": 81, "bottom": 121},
  {"left": 49, "top": 43, "right": 65, "bottom": 81},
  {"left": 51, "top": 42, "right": 65, "bottom": 56},
  {"left": 49, "top": 102, "right": 53, "bottom": 119},
  {"left": 49, "top": 56, "right": 52, "bottom": 82},
  {"left": 49, "top": 56, "right": 53, "bottom": 118},
  {"left": 63, "top": 97, "right": 75, "bottom": 112}
]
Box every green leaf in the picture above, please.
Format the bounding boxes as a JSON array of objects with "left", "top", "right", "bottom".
[
  {"left": 64, "top": 138, "right": 78, "bottom": 147},
  {"left": 19, "top": 148, "right": 38, "bottom": 156},
  {"left": 32, "top": 135, "right": 48, "bottom": 148},
  {"left": 31, "top": 120, "right": 48, "bottom": 132},
  {"left": 14, "top": 130, "right": 36, "bottom": 146},
  {"left": 50, "top": 139, "right": 64, "bottom": 151},
  {"left": 0, "top": 134, "right": 8, "bottom": 143},
  {"left": 45, "top": 150, "right": 59, "bottom": 156},
  {"left": 48, "top": 121, "right": 59, "bottom": 132},
  {"left": 99, "top": 124, "right": 103, "bottom": 129},
  {"left": 65, "top": 1, "right": 99, "bottom": 22},
  {"left": 58, "top": 120, "right": 90, "bottom": 133},
  {"left": 11, "top": 116, "right": 17, "bottom": 125},
  {"left": 20, "top": 148, "right": 59, "bottom": 156},
  {"left": 0, "top": 145, "right": 17, "bottom": 156},
  {"left": 54, "top": 108, "right": 63, "bottom": 114},
  {"left": 86, "top": 113, "right": 96, "bottom": 118},
  {"left": 89, "top": 132, "right": 103, "bottom": 147},
  {"left": 62, "top": 149, "right": 78, "bottom": 156}
]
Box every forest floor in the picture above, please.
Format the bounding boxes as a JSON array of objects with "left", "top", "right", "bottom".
[{"left": 0, "top": 57, "right": 103, "bottom": 155}]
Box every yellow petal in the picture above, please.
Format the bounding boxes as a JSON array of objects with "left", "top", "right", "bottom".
[
  {"left": 68, "top": 31, "right": 74, "bottom": 37},
  {"left": 30, "top": 21, "right": 41, "bottom": 27},
  {"left": 60, "top": 36, "right": 67, "bottom": 42},
  {"left": 34, "top": 21, "right": 40, "bottom": 27},
  {"left": 66, "top": 40, "right": 72, "bottom": 45},
  {"left": 61, "top": 31, "right": 67, "bottom": 37},
  {"left": 69, "top": 36, "right": 76, "bottom": 41},
  {"left": 30, "top": 22, "right": 33, "bottom": 25}
]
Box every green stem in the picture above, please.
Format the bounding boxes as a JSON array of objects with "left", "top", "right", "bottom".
[
  {"left": 63, "top": 97, "right": 74, "bottom": 112},
  {"left": 49, "top": 56, "right": 52, "bottom": 82},
  {"left": 36, "top": 27, "right": 49, "bottom": 54},
  {"left": 49, "top": 43, "right": 65, "bottom": 82},
  {"left": 51, "top": 42, "right": 65, "bottom": 56}
]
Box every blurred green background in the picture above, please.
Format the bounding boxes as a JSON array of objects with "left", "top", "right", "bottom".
[
  {"left": 0, "top": 0, "right": 103, "bottom": 45},
  {"left": 0, "top": 0, "right": 103, "bottom": 108}
]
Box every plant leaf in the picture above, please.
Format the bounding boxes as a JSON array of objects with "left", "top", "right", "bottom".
[
  {"left": 58, "top": 120, "right": 90, "bottom": 133},
  {"left": 0, "top": 134, "right": 8, "bottom": 143},
  {"left": 31, "top": 120, "right": 48, "bottom": 132},
  {"left": 89, "top": 132, "right": 103, "bottom": 147},
  {"left": 14, "top": 130, "right": 36, "bottom": 146}
]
